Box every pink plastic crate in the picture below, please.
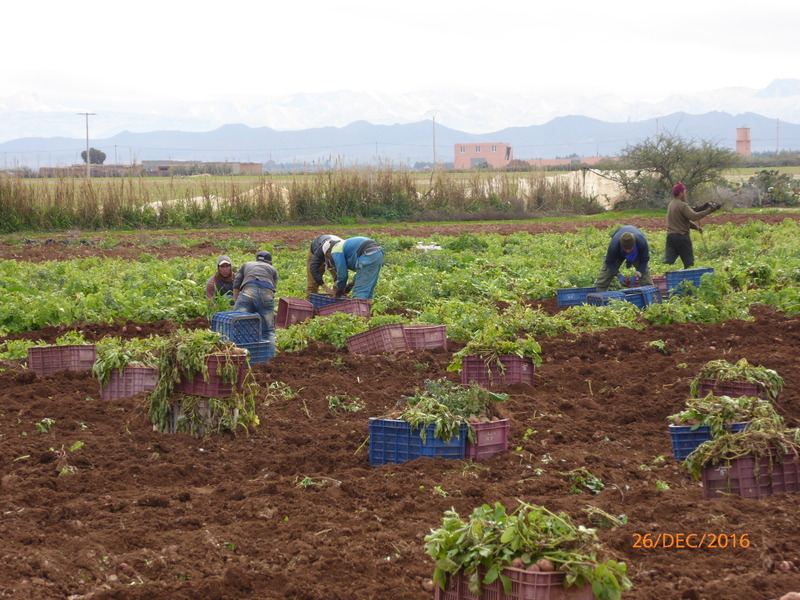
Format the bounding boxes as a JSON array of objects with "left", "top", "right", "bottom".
[
  {"left": 435, "top": 567, "right": 593, "bottom": 600},
  {"left": 276, "top": 297, "right": 314, "bottom": 329},
  {"left": 466, "top": 419, "right": 510, "bottom": 461},
  {"left": 702, "top": 453, "right": 800, "bottom": 499},
  {"left": 314, "top": 298, "right": 371, "bottom": 318},
  {"left": 697, "top": 378, "right": 763, "bottom": 399},
  {"left": 100, "top": 365, "right": 157, "bottom": 400},
  {"left": 347, "top": 324, "right": 409, "bottom": 354},
  {"left": 28, "top": 344, "right": 97, "bottom": 376},
  {"left": 404, "top": 324, "right": 447, "bottom": 350},
  {"left": 175, "top": 352, "right": 247, "bottom": 398},
  {"left": 461, "top": 355, "right": 535, "bottom": 388},
  {"left": 651, "top": 275, "right": 668, "bottom": 299}
]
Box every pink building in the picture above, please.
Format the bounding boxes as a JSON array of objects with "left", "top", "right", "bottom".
[{"left": 454, "top": 143, "right": 513, "bottom": 169}]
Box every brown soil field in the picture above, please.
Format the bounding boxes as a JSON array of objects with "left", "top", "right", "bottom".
[{"left": 1, "top": 214, "right": 799, "bottom": 600}]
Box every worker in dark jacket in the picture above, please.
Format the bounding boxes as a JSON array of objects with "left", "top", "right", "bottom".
[
  {"left": 325, "top": 237, "right": 384, "bottom": 302},
  {"left": 594, "top": 225, "right": 653, "bottom": 292},
  {"left": 306, "top": 234, "right": 342, "bottom": 298},
  {"left": 233, "top": 250, "right": 279, "bottom": 343},
  {"left": 206, "top": 255, "right": 235, "bottom": 303}
]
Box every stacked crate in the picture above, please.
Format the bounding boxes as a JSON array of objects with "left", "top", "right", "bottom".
[{"left": 211, "top": 311, "right": 273, "bottom": 365}]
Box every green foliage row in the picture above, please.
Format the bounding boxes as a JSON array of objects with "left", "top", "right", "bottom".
[{"left": 2, "top": 219, "right": 799, "bottom": 348}]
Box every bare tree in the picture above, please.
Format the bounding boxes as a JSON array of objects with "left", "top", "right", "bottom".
[{"left": 602, "top": 133, "right": 740, "bottom": 208}]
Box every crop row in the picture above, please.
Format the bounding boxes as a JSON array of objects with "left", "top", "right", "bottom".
[{"left": 1, "top": 219, "right": 799, "bottom": 342}]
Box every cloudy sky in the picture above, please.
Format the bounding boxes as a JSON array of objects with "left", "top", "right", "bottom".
[{"left": 3, "top": 0, "right": 797, "bottom": 110}]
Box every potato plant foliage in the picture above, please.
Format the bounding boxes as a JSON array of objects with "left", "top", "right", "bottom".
[{"left": 2, "top": 220, "right": 800, "bottom": 350}]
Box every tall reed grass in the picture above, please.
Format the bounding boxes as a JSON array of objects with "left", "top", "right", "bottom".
[{"left": 0, "top": 167, "right": 599, "bottom": 233}]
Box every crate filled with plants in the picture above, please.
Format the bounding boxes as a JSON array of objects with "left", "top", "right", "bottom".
[
  {"left": 92, "top": 336, "right": 161, "bottom": 400},
  {"left": 369, "top": 378, "right": 508, "bottom": 466},
  {"left": 141, "top": 329, "right": 258, "bottom": 435},
  {"left": 425, "top": 501, "right": 631, "bottom": 600},
  {"left": 146, "top": 332, "right": 259, "bottom": 436},
  {"left": 685, "top": 421, "right": 800, "bottom": 499},
  {"left": 155, "top": 329, "right": 249, "bottom": 398},
  {"left": 666, "top": 394, "right": 782, "bottom": 461},
  {"left": 449, "top": 328, "right": 541, "bottom": 388},
  {"left": 689, "top": 358, "right": 784, "bottom": 401}
]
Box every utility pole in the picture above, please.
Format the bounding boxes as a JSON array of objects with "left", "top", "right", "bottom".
[
  {"left": 428, "top": 110, "right": 439, "bottom": 169},
  {"left": 77, "top": 112, "right": 96, "bottom": 178}
]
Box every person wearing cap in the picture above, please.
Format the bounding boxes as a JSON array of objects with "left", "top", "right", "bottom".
[
  {"left": 232, "top": 250, "right": 279, "bottom": 344},
  {"left": 593, "top": 225, "right": 653, "bottom": 292},
  {"left": 206, "top": 256, "right": 236, "bottom": 303},
  {"left": 306, "top": 234, "right": 342, "bottom": 298},
  {"left": 665, "top": 182, "right": 718, "bottom": 268},
  {"left": 324, "top": 236, "right": 384, "bottom": 301}
]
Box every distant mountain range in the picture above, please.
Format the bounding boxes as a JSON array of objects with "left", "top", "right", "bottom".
[{"left": 1, "top": 110, "right": 797, "bottom": 171}]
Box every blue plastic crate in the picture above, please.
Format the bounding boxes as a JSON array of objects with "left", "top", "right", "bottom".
[
  {"left": 239, "top": 341, "right": 275, "bottom": 365},
  {"left": 669, "top": 421, "right": 749, "bottom": 461},
  {"left": 368, "top": 419, "right": 419, "bottom": 466},
  {"left": 665, "top": 268, "right": 715, "bottom": 294},
  {"left": 556, "top": 286, "right": 596, "bottom": 307},
  {"left": 585, "top": 291, "right": 626, "bottom": 306},
  {"left": 621, "top": 288, "right": 646, "bottom": 308},
  {"left": 638, "top": 285, "right": 662, "bottom": 305},
  {"left": 368, "top": 419, "right": 467, "bottom": 465},
  {"left": 211, "top": 311, "right": 262, "bottom": 344},
  {"left": 417, "top": 422, "right": 467, "bottom": 460},
  {"left": 308, "top": 293, "right": 348, "bottom": 310}
]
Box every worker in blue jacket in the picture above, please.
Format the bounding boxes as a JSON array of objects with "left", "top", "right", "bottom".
[
  {"left": 324, "top": 237, "right": 385, "bottom": 302},
  {"left": 594, "top": 225, "right": 653, "bottom": 292}
]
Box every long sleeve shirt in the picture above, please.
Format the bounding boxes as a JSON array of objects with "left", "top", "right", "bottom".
[{"left": 667, "top": 198, "right": 713, "bottom": 234}]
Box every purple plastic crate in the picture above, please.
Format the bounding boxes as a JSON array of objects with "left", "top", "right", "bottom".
[
  {"left": 697, "top": 378, "right": 763, "bottom": 399},
  {"left": 314, "top": 298, "right": 371, "bottom": 318},
  {"left": 175, "top": 352, "right": 247, "bottom": 398},
  {"left": 404, "top": 324, "right": 447, "bottom": 350},
  {"left": 100, "top": 365, "right": 157, "bottom": 400},
  {"left": 702, "top": 453, "right": 800, "bottom": 499},
  {"left": 461, "top": 355, "right": 535, "bottom": 388},
  {"left": 435, "top": 567, "right": 594, "bottom": 600},
  {"left": 465, "top": 419, "right": 510, "bottom": 461},
  {"left": 28, "top": 344, "right": 97, "bottom": 376},
  {"left": 275, "top": 297, "right": 314, "bottom": 329},
  {"left": 347, "top": 324, "right": 409, "bottom": 354}
]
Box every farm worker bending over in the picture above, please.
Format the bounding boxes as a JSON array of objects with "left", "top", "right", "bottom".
[
  {"left": 232, "top": 250, "right": 279, "bottom": 344},
  {"left": 206, "top": 255, "right": 235, "bottom": 304},
  {"left": 664, "top": 182, "right": 718, "bottom": 268},
  {"left": 325, "top": 236, "right": 385, "bottom": 302},
  {"left": 306, "top": 234, "right": 342, "bottom": 298},
  {"left": 594, "top": 225, "right": 653, "bottom": 292}
]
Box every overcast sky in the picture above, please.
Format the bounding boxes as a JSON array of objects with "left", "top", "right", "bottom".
[{"left": 2, "top": 0, "right": 797, "bottom": 109}]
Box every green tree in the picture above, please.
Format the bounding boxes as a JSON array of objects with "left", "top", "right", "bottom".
[
  {"left": 80, "top": 147, "right": 107, "bottom": 165},
  {"left": 604, "top": 133, "right": 740, "bottom": 208}
]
